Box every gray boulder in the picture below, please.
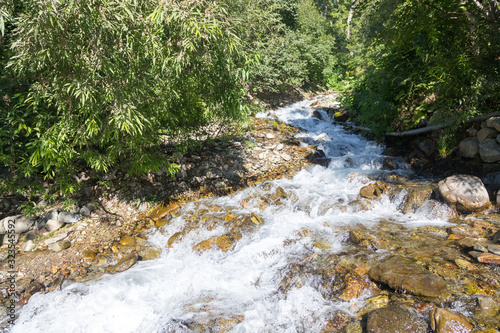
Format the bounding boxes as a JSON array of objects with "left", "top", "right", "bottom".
[
  {"left": 458, "top": 137, "right": 479, "bottom": 158},
  {"left": 477, "top": 127, "right": 498, "bottom": 143},
  {"left": 0, "top": 215, "right": 36, "bottom": 235},
  {"left": 438, "top": 174, "right": 491, "bottom": 213},
  {"left": 479, "top": 139, "right": 500, "bottom": 163}
]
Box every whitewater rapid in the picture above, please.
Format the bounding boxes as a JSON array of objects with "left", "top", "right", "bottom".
[{"left": 10, "top": 96, "right": 452, "bottom": 332}]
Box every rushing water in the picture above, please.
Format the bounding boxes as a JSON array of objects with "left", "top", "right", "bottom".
[{"left": 11, "top": 96, "right": 453, "bottom": 332}]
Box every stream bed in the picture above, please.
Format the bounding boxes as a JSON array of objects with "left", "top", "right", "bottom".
[{"left": 9, "top": 97, "right": 500, "bottom": 332}]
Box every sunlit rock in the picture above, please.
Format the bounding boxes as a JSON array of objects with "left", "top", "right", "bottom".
[
  {"left": 430, "top": 307, "right": 473, "bottom": 333},
  {"left": 1, "top": 215, "right": 36, "bottom": 235},
  {"left": 369, "top": 256, "right": 449, "bottom": 299},
  {"left": 366, "top": 305, "right": 429, "bottom": 333},
  {"left": 438, "top": 175, "right": 491, "bottom": 213}
]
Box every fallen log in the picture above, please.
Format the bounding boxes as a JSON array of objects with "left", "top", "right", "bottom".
[{"left": 385, "top": 111, "right": 500, "bottom": 137}]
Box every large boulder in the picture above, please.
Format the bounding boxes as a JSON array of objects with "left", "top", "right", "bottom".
[
  {"left": 369, "top": 256, "right": 449, "bottom": 299},
  {"left": 438, "top": 174, "right": 491, "bottom": 213},
  {"left": 479, "top": 139, "right": 500, "bottom": 163},
  {"left": 0, "top": 215, "right": 36, "bottom": 235},
  {"left": 458, "top": 137, "right": 479, "bottom": 158},
  {"left": 477, "top": 127, "right": 498, "bottom": 143},
  {"left": 366, "top": 305, "right": 429, "bottom": 333}
]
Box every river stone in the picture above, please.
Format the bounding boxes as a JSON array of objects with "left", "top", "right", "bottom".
[
  {"left": 365, "top": 305, "right": 428, "bottom": 333},
  {"left": 1, "top": 215, "right": 36, "bottom": 235},
  {"left": 430, "top": 307, "right": 473, "bottom": 333},
  {"left": 108, "top": 253, "right": 139, "bottom": 273},
  {"left": 369, "top": 256, "right": 449, "bottom": 298},
  {"left": 479, "top": 139, "right": 500, "bottom": 163},
  {"left": 477, "top": 127, "right": 498, "bottom": 143},
  {"left": 459, "top": 137, "right": 479, "bottom": 158},
  {"left": 402, "top": 186, "right": 434, "bottom": 214},
  {"left": 438, "top": 175, "right": 491, "bottom": 213}
]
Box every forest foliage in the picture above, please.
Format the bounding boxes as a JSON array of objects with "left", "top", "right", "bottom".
[{"left": 1, "top": 0, "right": 500, "bottom": 204}]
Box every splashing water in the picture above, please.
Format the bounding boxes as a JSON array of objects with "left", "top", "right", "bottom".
[{"left": 10, "top": 96, "right": 452, "bottom": 332}]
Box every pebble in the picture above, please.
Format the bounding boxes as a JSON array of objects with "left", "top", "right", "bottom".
[
  {"left": 281, "top": 154, "right": 291, "bottom": 161},
  {"left": 276, "top": 143, "right": 284, "bottom": 151},
  {"left": 266, "top": 133, "right": 275, "bottom": 139},
  {"left": 48, "top": 240, "right": 71, "bottom": 252}
]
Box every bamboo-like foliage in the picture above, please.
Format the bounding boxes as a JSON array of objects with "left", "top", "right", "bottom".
[{"left": 7, "top": 0, "right": 248, "bottom": 192}]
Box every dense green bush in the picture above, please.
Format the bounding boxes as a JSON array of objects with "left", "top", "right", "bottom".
[
  {"left": 346, "top": 0, "right": 500, "bottom": 144},
  {"left": 2, "top": 0, "right": 250, "bottom": 197}
]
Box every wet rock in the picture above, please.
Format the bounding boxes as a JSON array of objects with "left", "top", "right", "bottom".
[
  {"left": 46, "top": 219, "right": 65, "bottom": 232},
  {"left": 138, "top": 246, "right": 162, "bottom": 261},
  {"left": 58, "top": 211, "right": 82, "bottom": 223},
  {"left": 0, "top": 215, "right": 36, "bottom": 235},
  {"left": 454, "top": 259, "right": 475, "bottom": 270},
  {"left": 349, "top": 231, "right": 378, "bottom": 250},
  {"left": 476, "top": 253, "right": 500, "bottom": 264},
  {"left": 438, "top": 175, "right": 491, "bottom": 213},
  {"left": 479, "top": 139, "right": 500, "bottom": 163},
  {"left": 324, "top": 312, "right": 350, "bottom": 332},
  {"left": 450, "top": 226, "right": 485, "bottom": 238},
  {"left": 216, "top": 234, "right": 240, "bottom": 252},
  {"left": 430, "top": 307, "right": 473, "bottom": 333},
  {"left": 459, "top": 137, "right": 480, "bottom": 158},
  {"left": 167, "top": 232, "right": 184, "bottom": 248},
  {"left": 366, "top": 305, "right": 429, "bottom": 333},
  {"left": 339, "top": 274, "right": 379, "bottom": 301},
  {"left": 402, "top": 186, "right": 434, "bottom": 214},
  {"left": 312, "top": 110, "right": 324, "bottom": 120},
  {"left": 193, "top": 237, "right": 217, "bottom": 252},
  {"left": 108, "top": 253, "right": 139, "bottom": 273},
  {"left": 360, "top": 182, "right": 389, "bottom": 199},
  {"left": 48, "top": 240, "right": 71, "bottom": 252},
  {"left": 369, "top": 256, "right": 449, "bottom": 298},
  {"left": 475, "top": 295, "right": 500, "bottom": 319}
]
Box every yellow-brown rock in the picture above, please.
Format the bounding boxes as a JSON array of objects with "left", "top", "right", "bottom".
[
  {"left": 119, "top": 236, "right": 136, "bottom": 246},
  {"left": 81, "top": 248, "right": 97, "bottom": 261},
  {"left": 193, "top": 237, "right": 217, "bottom": 252},
  {"left": 430, "top": 307, "right": 473, "bottom": 333},
  {"left": 166, "top": 232, "right": 184, "bottom": 248}
]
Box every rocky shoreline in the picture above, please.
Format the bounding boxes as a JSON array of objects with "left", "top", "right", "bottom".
[{"left": 2, "top": 94, "right": 500, "bottom": 332}]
